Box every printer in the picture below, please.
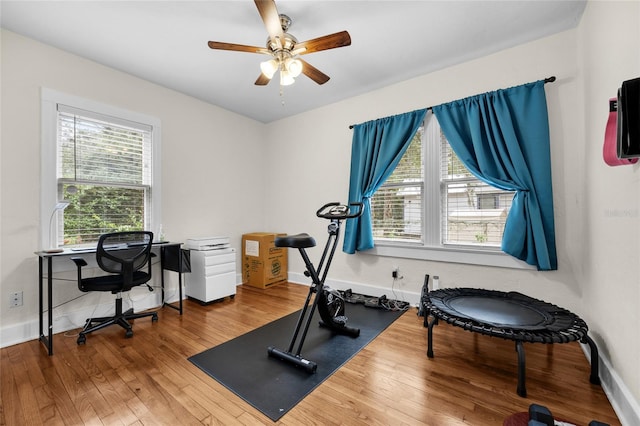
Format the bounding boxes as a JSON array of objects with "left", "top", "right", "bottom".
[{"left": 185, "top": 236, "right": 230, "bottom": 251}]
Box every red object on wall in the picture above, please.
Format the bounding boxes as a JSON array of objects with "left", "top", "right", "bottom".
[{"left": 603, "top": 97, "right": 637, "bottom": 166}]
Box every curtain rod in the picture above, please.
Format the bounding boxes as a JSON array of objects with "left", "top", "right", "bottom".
[{"left": 348, "top": 76, "right": 556, "bottom": 129}]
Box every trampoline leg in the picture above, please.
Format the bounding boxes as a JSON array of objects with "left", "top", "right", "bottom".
[
  {"left": 582, "top": 335, "right": 601, "bottom": 385},
  {"left": 515, "top": 341, "right": 527, "bottom": 398},
  {"left": 427, "top": 316, "right": 438, "bottom": 358}
]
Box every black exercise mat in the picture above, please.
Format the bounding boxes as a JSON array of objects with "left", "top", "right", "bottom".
[{"left": 188, "top": 303, "right": 404, "bottom": 421}]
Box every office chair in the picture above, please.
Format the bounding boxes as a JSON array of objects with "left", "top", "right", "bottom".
[{"left": 71, "top": 231, "right": 158, "bottom": 345}]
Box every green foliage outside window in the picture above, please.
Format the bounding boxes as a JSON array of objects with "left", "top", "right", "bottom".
[
  {"left": 62, "top": 184, "right": 145, "bottom": 245},
  {"left": 58, "top": 112, "right": 150, "bottom": 246}
]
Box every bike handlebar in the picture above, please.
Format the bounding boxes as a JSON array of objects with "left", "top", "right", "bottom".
[{"left": 316, "top": 202, "right": 364, "bottom": 220}]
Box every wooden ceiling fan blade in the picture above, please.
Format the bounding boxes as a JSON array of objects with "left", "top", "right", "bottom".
[
  {"left": 254, "top": 0, "right": 284, "bottom": 44},
  {"left": 296, "top": 31, "right": 351, "bottom": 55},
  {"left": 255, "top": 73, "right": 272, "bottom": 86},
  {"left": 208, "top": 41, "right": 269, "bottom": 54},
  {"left": 300, "top": 59, "right": 330, "bottom": 85}
]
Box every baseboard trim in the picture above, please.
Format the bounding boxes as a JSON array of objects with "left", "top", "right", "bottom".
[
  {"left": 289, "top": 271, "right": 638, "bottom": 426},
  {"left": 1, "top": 279, "right": 246, "bottom": 350},
  {"left": 287, "top": 271, "right": 421, "bottom": 306},
  {"left": 0, "top": 295, "right": 162, "bottom": 349},
  {"left": 581, "top": 343, "right": 640, "bottom": 426}
]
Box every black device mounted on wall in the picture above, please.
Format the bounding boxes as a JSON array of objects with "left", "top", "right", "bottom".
[{"left": 617, "top": 77, "right": 640, "bottom": 159}]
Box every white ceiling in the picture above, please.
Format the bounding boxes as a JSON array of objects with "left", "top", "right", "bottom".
[{"left": 1, "top": 1, "right": 586, "bottom": 123}]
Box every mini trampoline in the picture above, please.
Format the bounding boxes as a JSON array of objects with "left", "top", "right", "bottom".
[{"left": 424, "top": 287, "right": 601, "bottom": 397}]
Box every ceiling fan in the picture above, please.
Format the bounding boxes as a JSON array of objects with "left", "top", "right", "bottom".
[{"left": 207, "top": 0, "right": 351, "bottom": 86}]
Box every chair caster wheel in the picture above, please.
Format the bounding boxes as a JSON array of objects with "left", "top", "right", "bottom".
[
  {"left": 125, "top": 329, "right": 133, "bottom": 338},
  {"left": 77, "top": 335, "right": 86, "bottom": 345},
  {"left": 152, "top": 313, "right": 158, "bottom": 322}
]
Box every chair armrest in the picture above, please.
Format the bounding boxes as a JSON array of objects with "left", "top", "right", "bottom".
[
  {"left": 70, "top": 257, "right": 88, "bottom": 268},
  {"left": 70, "top": 257, "right": 89, "bottom": 289}
]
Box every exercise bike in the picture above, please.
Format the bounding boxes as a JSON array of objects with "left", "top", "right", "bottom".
[{"left": 267, "top": 202, "right": 363, "bottom": 373}]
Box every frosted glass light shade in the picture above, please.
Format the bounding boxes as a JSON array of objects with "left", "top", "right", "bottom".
[
  {"left": 286, "top": 58, "right": 302, "bottom": 77},
  {"left": 280, "top": 69, "right": 295, "bottom": 86},
  {"left": 260, "top": 59, "right": 278, "bottom": 79}
]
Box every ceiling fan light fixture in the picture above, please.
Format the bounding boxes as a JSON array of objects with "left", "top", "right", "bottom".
[
  {"left": 280, "top": 69, "right": 295, "bottom": 86},
  {"left": 260, "top": 58, "right": 278, "bottom": 79},
  {"left": 208, "top": 1, "right": 350, "bottom": 88},
  {"left": 285, "top": 57, "right": 302, "bottom": 77}
]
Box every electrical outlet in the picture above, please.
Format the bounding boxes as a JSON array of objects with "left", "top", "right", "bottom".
[
  {"left": 392, "top": 267, "right": 403, "bottom": 280},
  {"left": 9, "top": 291, "right": 23, "bottom": 307}
]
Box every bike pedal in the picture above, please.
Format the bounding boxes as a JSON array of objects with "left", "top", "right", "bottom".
[{"left": 334, "top": 315, "right": 348, "bottom": 325}]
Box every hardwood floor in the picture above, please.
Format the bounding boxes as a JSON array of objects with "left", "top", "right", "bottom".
[{"left": 1, "top": 282, "right": 620, "bottom": 425}]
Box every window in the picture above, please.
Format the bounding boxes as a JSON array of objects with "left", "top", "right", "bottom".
[
  {"left": 440, "top": 133, "right": 514, "bottom": 247},
  {"left": 370, "top": 128, "right": 424, "bottom": 243},
  {"left": 370, "top": 112, "right": 525, "bottom": 268},
  {"left": 41, "top": 89, "right": 161, "bottom": 249}
]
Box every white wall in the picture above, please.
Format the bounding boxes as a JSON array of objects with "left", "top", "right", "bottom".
[
  {"left": 1, "top": 1, "right": 639, "bottom": 423},
  {"left": 0, "top": 29, "right": 266, "bottom": 343},
  {"left": 263, "top": 2, "right": 639, "bottom": 423},
  {"left": 264, "top": 31, "right": 584, "bottom": 303},
  {"left": 578, "top": 1, "right": 640, "bottom": 422}
]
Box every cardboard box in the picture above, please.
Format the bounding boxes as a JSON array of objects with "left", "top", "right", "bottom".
[{"left": 242, "top": 233, "right": 288, "bottom": 288}]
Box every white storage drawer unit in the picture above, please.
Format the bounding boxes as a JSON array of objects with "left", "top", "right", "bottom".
[{"left": 186, "top": 248, "right": 236, "bottom": 304}]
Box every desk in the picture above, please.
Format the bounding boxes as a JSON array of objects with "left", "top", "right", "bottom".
[{"left": 36, "top": 242, "right": 189, "bottom": 356}]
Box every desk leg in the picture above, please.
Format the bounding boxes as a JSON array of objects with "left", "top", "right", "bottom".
[
  {"left": 163, "top": 273, "right": 184, "bottom": 314},
  {"left": 47, "top": 257, "right": 53, "bottom": 355},
  {"left": 38, "top": 257, "right": 44, "bottom": 349},
  {"left": 161, "top": 246, "right": 183, "bottom": 315},
  {"left": 39, "top": 257, "right": 54, "bottom": 356},
  {"left": 178, "top": 249, "right": 183, "bottom": 314},
  {"left": 160, "top": 251, "right": 166, "bottom": 306},
  {"left": 178, "top": 267, "right": 183, "bottom": 315}
]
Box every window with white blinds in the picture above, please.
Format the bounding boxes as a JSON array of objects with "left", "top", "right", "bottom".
[
  {"left": 56, "top": 104, "right": 153, "bottom": 246},
  {"left": 440, "top": 137, "right": 514, "bottom": 246},
  {"left": 371, "top": 127, "right": 424, "bottom": 242},
  {"left": 371, "top": 112, "right": 514, "bottom": 250}
]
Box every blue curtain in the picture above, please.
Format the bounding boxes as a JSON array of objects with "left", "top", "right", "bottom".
[
  {"left": 432, "top": 80, "right": 557, "bottom": 270},
  {"left": 343, "top": 109, "right": 427, "bottom": 254}
]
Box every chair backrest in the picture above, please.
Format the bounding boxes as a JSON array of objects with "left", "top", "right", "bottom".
[{"left": 96, "top": 232, "right": 154, "bottom": 287}]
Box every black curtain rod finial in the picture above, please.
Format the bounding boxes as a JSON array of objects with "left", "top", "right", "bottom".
[{"left": 348, "top": 76, "right": 556, "bottom": 129}]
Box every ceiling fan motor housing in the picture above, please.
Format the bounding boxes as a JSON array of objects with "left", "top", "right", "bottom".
[
  {"left": 279, "top": 14, "right": 292, "bottom": 32},
  {"left": 266, "top": 14, "right": 296, "bottom": 53},
  {"left": 267, "top": 32, "right": 297, "bottom": 53}
]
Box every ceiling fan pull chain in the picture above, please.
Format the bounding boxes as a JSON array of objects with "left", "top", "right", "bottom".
[{"left": 280, "top": 85, "right": 285, "bottom": 106}]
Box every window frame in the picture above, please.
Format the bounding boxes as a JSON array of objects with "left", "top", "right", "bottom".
[
  {"left": 367, "top": 112, "right": 533, "bottom": 270},
  {"left": 40, "top": 88, "right": 162, "bottom": 250}
]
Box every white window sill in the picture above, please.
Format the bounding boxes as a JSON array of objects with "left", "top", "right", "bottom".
[{"left": 363, "top": 242, "right": 536, "bottom": 270}]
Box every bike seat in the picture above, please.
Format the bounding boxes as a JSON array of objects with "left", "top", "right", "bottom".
[{"left": 275, "top": 233, "right": 316, "bottom": 249}]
